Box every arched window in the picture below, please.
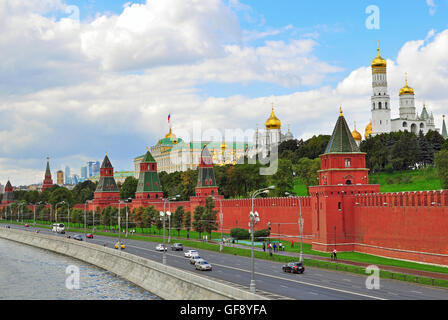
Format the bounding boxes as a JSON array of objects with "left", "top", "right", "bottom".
[
  {"left": 403, "top": 122, "right": 408, "bottom": 128},
  {"left": 346, "top": 180, "right": 352, "bottom": 185},
  {"left": 420, "top": 123, "right": 425, "bottom": 129},
  {"left": 385, "top": 102, "right": 388, "bottom": 109},
  {"left": 378, "top": 102, "right": 382, "bottom": 109}
]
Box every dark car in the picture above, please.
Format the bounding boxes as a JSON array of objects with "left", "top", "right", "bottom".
[
  {"left": 73, "top": 234, "right": 83, "bottom": 241},
  {"left": 282, "top": 262, "right": 305, "bottom": 274},
  {"left": 171, "top": 243, "right": 183, "bottom": 251}
]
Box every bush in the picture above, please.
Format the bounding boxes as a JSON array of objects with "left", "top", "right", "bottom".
[
  {"left": 230, "top": 228, "right": 250, "bottom": 241},
  {"left": 254, "top": 229, "right": 270, "bottom": 241}
]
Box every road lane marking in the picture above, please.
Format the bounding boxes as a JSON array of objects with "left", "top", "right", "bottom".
[{"left": 24, "top": 229, "right": 386, "bottom": 300}]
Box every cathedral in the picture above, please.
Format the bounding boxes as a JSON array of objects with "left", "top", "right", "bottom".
[
  {"left": 248, "top": 106, "right": 294, "bottom": 158},
  {"left": 365, "top": 42, "right": 442, "bottom": 139}
]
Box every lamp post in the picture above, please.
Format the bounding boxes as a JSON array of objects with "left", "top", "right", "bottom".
[
  {"left": 124, "top": 198, "right": 132, "bottom": 238},
  {"left": 249, "top": 186, "right": 275, "bottom": 294},
  {"left": 84, "top": 200, "right": 90, "bottom": 241},
  {"left": 161, "top": 195, "right": 179, "bottom": 265},
  {"left": 212, "top": 196, "right": 223, "bottom": 251},
  {"left": 286, "top": 192, "right": 304, "bottom": 263},
  {"left": 55, "top": 201, "right": 65, "bottom": 224},
  {"left": 118, "top": 201, "right": 123, "bottom": 251}
]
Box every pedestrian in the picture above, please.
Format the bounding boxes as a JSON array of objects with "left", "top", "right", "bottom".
[
  {"left": 262, "top": 242, "right": 266, "bottom": 252},
  {"left": 333, "top": 249, "right": 337, "bottom": 261},
  {"left": 273, "top": 243, "right": 277, "bottom": 252},
  {"left": 291, "top": 240, "right": 294, "bottom": 248}
]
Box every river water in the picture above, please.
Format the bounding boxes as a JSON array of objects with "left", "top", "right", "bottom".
[{"left": 0, "top": 238, "right": 160, "bottom": 300}]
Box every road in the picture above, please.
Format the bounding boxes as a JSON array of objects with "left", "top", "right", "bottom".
[{"left": 5, "top": 223, "right": 448, "bottom": 300}]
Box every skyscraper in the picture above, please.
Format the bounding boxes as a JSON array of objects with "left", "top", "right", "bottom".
[
  {"left": 81, "top": 166, "right": 88, "bottom": 181},
  {"left": 93, "top": 161, "right": 100, "bottom": 177},
  {"left": 65, "top": 166, "right": 71, "bottom": 185},
  {"left": 87, "top": 161, "right": 95, "bottom": 178},
  {"left": 57, "top": 170, "right": 64, "bottom": 185}
]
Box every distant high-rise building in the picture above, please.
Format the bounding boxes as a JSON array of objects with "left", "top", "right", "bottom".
[
  {"left": 65, "top": 166, "right": 71, "bottom": 184},
  {"left": 87, "top": 161, "right": 95, "bottom": 178},
  {"left": 93, "top": 161, "right": 100, "bottom": 177},
  {"left": 81, "top": 166, "right": 88, "bottom": 180},
  {"left": 57, "top": 170, "right": 64, "bottom": 185},
  {"left": 72, "top": 174, "right": 79, "bottom": 185}
]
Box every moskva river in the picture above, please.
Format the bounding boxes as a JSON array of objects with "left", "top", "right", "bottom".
[{"left": 0, "top": 238, "right": 160, "bottom": 300}]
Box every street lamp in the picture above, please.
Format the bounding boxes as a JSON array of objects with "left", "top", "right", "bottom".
[
  {"left": 286, "top": 192, "right": 304, "bottom": 263},
  {"left": 84, "top": 200, "right": 90, "bottom": 241},
  {"left": 212, "top": 196, "right": 223, "bottom": 251},
  {"left": 249, "top": 186, "right": 274, "bottom": 293},
  {"left": 161, "top": 195, "right": 180, "bottom": 265},
  {"left": 124, "top": 198, "right": 132, "bottom": 238},
  {"left": 55, "top": 201, "right": 65, "bottom": 223}
]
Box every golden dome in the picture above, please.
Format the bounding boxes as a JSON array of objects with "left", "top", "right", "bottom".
[
  {"left": 165, "top": 128, "right": 177, "bottom": 140},
  {"left": 365, "top": 120, "right": 372, "bottom": 140},
  {"left": 265, "top": 107, "right": 281, "bottom": 130},
  {"left": 220, "top": 141, "right": 228, "bottom": 150},
  {"left": 399, "top": 73, "right": 415, "bottom": 96},
  {"left": 352, "top": 122, "right": 362, "bottom": 141},
  {"left": 371, "top": 41, "right": 387, "bottom": 69}
]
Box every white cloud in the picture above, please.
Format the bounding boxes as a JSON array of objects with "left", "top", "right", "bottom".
[{"left": 2, "top": 1, "right": 448, "bottom": 186}]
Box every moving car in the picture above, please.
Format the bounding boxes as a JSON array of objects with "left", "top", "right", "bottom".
[
  {"left": 171, "top": 243, "right": 183, "bottom": 251},
  {"left": 73, "top": 234, "right": 83, "bottom": 241},
  {"left": 189, "top": 255, "right": 203, "bottom": 265},
  {"left": 184, "top": 250, "right": 198, "bottom": 258},
  {"left": 195, "top": 260, "right": 212, "bottom": 271},
  {"left": 282, "top": 262, "right": 305, "bottom": 274},
  {"left": 86, "top": 233, "right": 94, "bottom": 239},
  {"left": 155, "top": 244, "right": 168, "bottom": 252},
  {"left": 115, "top": 242, "right": 125, "bottom": 249},
  {"left": 52, "top": 223, "right": 65, "bottom": 234},
  {"left": 24, "top": 224, "right": 30, "bottom": 227}
]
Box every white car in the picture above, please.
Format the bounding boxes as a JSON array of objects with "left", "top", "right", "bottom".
[
  {"left": 189, "top": 255, "right": 203, "bottom": 265},
  {"left": 155, "top": 244, "right": 168, "bottom": 251},
  {"left": 195, "top": 260, "right": 212, "bottom": 271},
  {"left": 52, "top": 223, "right": 65, "bottom": 234},
  {"left": 184, "top": 250, "right": 199, "bottom": 258}
]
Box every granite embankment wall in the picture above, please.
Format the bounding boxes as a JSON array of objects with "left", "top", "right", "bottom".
[{"left": 0, "top": 227, "right": 268, "bottom": 300}]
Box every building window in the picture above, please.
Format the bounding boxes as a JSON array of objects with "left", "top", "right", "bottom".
[
  {"left": 403, "top": 122, "right": 407, "bottom": 128},
  {"left": 338, "top": 202, "right": 342, "bottom": 211},
  {"left": 379, "top": 102, "right": 382, "bottom": 109},
  {"left": 345, "top": 158, "right": 351, "bottom": 168}
]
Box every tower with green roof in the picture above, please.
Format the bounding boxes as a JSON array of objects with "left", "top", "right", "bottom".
[
  {"left": 442, "top": 115, "right": 447, "bottom": 140},
  {"left": 195, "top": 145, "right": 219, "bottom": 198},
  {"left": 92, "top": 153, "right": 120, "bottom": 207},
  {"left": 134, "top": 149, "right": 163, "bottom": 205},
  {"left": 318, "top": 108, "right": 370, "bottom": 186},
  {"left": 2, "top": 180, "right": 14, "bottom": 204},
  {"left": 42, "top": 157, "right": 54, "bottom": 192}
]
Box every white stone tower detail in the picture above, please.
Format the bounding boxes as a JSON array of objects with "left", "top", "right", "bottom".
[
  {"left": 371, "top": 41, "right": 391, "bottom": 136},
  {"left": 399, "top": 72, "right": 416, "bottom": 120}
]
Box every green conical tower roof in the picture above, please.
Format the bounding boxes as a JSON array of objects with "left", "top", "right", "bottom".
[
  {"left": 420, "top": 106, "right": 429, "bottom": 120},
  {"left": 325, "top": 108, "right": 361, "bottom": 154},
  {"left": 101, "top": 153, "right": 113, "bottom": 168},
  {"left": 136, "top": 149, "right": 162, "bottom": 193},
  {"left": 197, "top": 146, "right": 217, "bottom": 187},
  {"left": 141, "top": 149, "right": 156, "bottom": 163},
  {"left": 442, "top": 115, "right": 447, "bottom": 140},
  {"left": 5, "top": 180, "right": 12, "bottom": 188}
]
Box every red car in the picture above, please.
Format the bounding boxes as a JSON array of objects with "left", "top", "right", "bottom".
[
  {"left": 86, "top": 234, "right": 94, "bottom": 239},
  {"left": 24, "top": 224, "right": 30, "bottom": 227}
]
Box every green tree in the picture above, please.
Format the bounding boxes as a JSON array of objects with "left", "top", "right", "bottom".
[
  {"left": 173, "top": 206, "right": 185, "bottom": 236},
  {"left": 143, "top": 206, "right": 157, "bottom": 230},
  {"left": 120, "top": 176, "right": 138, "bottom": 200},
  {"left": 293, "top": 158, "right": 321, "bottom": 192},
  {"left": 184, "top": 211, "right": 192, "bottom": 239},
  {"left": 435, "top": 150, "right": 448, "bottom": 189},
  {"left": 192, "top": 205, "right": 205, "bottom": 239},
  {"left": 202, "top": 197, "right": 218, "bottom": 238},
  {"left": 230, "top": 228, "right": 250, "bottom": 241}
]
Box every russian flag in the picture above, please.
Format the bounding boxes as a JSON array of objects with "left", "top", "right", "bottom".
[{"left": 168, "top": 113, "right": 171, "bottom": 123}]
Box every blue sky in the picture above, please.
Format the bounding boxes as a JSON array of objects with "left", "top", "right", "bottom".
[{"left": 1, "top": 0, "right": 448, "bottom": 184}]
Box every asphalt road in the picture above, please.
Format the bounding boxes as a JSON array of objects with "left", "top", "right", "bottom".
[{"left": 5, "top": 223, "right": 448, "bottom": 300}]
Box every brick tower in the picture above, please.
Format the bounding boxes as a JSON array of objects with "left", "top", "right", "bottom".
[
  {"left": 309, "top": 108, "right": 380, "bottom": 252},
  {"left": 195, "top": 145, "right": 219, "bottom": 198},
  {"left": 42, "top": 157, "right": 54, "bottom": 191},
  {"left": 2, "top": 180, "right": 14, "bottom": 204},
  {"left": 133, "top": 148, "right": 163, "bottom": 205},
  {"left": 92, "top": 153, "right": 120, "bottom": 208}
]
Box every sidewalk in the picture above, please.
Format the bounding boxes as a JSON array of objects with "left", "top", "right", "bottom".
[{"left": 227, "top": 242, "right": 448, "bottom": 281}]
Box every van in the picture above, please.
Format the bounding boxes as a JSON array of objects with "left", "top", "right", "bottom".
[{"left": 52, "top": 223, "right": 65, "bottom": 234}]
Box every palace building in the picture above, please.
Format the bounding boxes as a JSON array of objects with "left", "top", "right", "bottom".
[{"left": 134, "top": 126, "right": 250, "bottom": 176}]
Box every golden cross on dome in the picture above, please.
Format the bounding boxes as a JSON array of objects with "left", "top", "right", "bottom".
[
  {"left": 405, "top": 72, "right": 408, "bottom": 85},
  {"left": 339, "top": 106, "right": 343, "bottom": 117}
]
